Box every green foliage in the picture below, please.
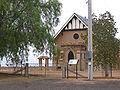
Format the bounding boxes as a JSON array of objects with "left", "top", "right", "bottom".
[
  {"left": 0, "top": 0, "right": 62, "bottom": 64},
  {"left": 93, "top": 11, "right": 120, "bottom": 73}
]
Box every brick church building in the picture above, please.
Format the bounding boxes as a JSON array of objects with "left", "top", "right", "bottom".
[{"left": 54, "top": 13, "right": 88, "bottom": 71}]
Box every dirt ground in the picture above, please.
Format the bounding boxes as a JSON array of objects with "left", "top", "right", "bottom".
[
  {"left": 0, "top": 72, "right": 120, "bottom": 90},
  {"left": 0, "top": 67, "right": 120, "bottom": 90}
]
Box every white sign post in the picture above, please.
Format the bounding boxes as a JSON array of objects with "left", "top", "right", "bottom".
[{"left": 67, "top": 59, "right": 78, "bottom": 79}]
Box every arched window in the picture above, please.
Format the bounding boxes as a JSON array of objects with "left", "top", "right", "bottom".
[{"left": 68, "top": 51, "right": 74, "bottom": 62}]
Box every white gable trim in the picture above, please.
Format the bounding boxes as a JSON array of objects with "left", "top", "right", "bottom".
[{"left": 54, "top": 13, "right": 88, "bottom": 38}]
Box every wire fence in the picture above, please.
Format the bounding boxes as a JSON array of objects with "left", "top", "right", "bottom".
[{"left": 0, "top": 63, "right": 120, "bottom": 79}]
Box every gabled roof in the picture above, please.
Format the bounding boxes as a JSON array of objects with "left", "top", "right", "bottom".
[
  {"left": 54, "top": 13, "right": 88, "bottom": 38},
  {"left": 75, "top": 13, "right": 88, "bottom": 26}
]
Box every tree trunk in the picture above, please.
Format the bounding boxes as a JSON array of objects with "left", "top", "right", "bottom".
[
  {"left": 14, "top": 63, "right": 18, "bottom": 71},
  {"left": 110, "top": 64, "right": 112, "bottom": 77},
  {"left": 104, "top": 64, "right": 109, "bottom": 77},
  {"left": 20, "top": 61, "right": 23, "bottom": 75}
]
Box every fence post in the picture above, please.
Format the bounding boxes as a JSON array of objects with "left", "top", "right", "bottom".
[
  {"left": 62, "top": 64, "right": 66, "bottom": 78},
  {"left": 45, "top": 64, "right": 46, "bottom": 77},
  {"left": 25, "top": 63, "right": 29, "bottom": 77}
]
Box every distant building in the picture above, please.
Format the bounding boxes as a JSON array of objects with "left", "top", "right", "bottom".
[{"left": 54, "top": 13, "right": 88, "bottom": 71}]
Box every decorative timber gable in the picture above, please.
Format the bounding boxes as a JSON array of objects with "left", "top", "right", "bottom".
[{"left": 55, "top": 13, "right": 88, "bottom": 38}]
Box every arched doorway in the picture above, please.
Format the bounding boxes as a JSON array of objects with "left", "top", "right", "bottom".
[{"left": 68, "top": 51, "right": 74, "bottom": 62}]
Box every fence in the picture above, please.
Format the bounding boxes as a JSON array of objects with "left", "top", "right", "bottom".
[
  {"left": 0, "top": 63, "right": 62, "bottom": 78},
  {"left": 0, "top": 63, "right": 120, "bottom": 79}
]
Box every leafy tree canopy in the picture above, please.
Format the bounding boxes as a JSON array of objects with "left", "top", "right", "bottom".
[
  {"left": 93, "top": 11, "right": 120, "bottom": 74},
  {"left": 0, "top": 0, "right": 62, "bottom": 64}
]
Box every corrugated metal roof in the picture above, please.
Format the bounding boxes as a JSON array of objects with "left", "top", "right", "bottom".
[{"left": 74, "top": 13, "right": 88, "bottom": 26}]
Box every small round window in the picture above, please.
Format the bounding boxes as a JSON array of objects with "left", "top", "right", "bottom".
[{"left": 73, "top": 33, "right": 79, "bottom": 39}]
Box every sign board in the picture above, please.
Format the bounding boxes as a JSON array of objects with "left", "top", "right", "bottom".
[
  {"left": 68, "top": 59, "right": 78, "bottom": 65},
  {"left": 88, "top": 62, "right": 92, "bottom": 65},
  {"left": 86, "top": 51, "right": 92, "bottom": 59}
]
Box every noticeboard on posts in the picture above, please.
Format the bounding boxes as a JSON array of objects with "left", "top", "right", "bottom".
[{"left": 68, "top": 59, "right": 78, "bottom": 65}]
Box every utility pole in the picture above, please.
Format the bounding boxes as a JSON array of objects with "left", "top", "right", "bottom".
[{"left": 88, "top": 0, "right": 93, "bottom": 80}]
